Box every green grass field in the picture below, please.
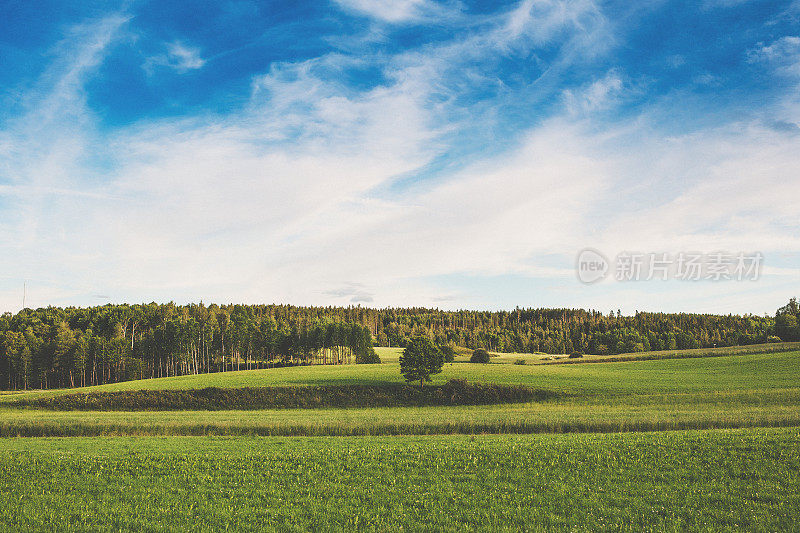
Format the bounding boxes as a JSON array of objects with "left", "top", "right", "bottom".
[
  {"left": 4, "top": 348, "right": 798, "bottom": 401},
  {"left": 2, "top": 390, "right": 798, "bottom": 437},
  {"left": 2, "top": 350, "right": 799, "bottom": 436},
  {"left": 1, "top": 429, "right": 798, "bottom": 531},
  {"left": 2, "top": 347, "right": 799, "bottom": 530}
]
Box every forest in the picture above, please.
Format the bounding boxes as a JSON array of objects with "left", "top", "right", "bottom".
[{"left": 0, "top": 299, "right": 795, "bottom": 391}]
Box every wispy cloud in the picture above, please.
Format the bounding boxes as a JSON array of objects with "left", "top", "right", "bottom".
[
  {"left": 324, "top": 283, "right": 374, "bottom": 303},
  {"left": 0, "top": 2, "right": 798, "bottom": 314},
  {"left": 0, "top": 15, "right": 128, "bottom": 263},
  {"left": 145, "top": 41, "right": 206, "bottom": 74},
  {"left": 748, "top": 36, "right": 800, "bottom": 76},
  {"left": 331, "top": 0, "right": 459, "bottom": 24},
  {"left": 562, "top": 69, "right": 631, "bottom": 115}
]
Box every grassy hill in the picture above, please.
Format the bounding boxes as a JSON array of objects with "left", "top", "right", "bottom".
[
  {"left": 3, "top": 347, "right": 798, "bottom": 402},
  {"left": 1, "top": 349, "right": 799, "bottom": 437}
]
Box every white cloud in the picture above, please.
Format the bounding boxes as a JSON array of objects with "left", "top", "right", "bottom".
[
  {"left": 591, "top": 121, "right": 800, "bottom": 255},
  {"left": 331, "top": 0, "right": 456, "bottom": 24},
  {"left": 1, "top": 5, "right": 799, "bottom": 315},
  {"left": 748, "top": 36, "right": 800, "bottom": 76},
  {"left": 500, "top": 0, "right": 608, "bottom": 47},
  {"left": 562, "top": 69, "right": 628, "bottom": 114},
  {"left": 145, "top": 41, "right": 206, "bottom": 73}
]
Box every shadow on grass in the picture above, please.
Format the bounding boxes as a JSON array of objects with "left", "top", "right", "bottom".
[{"left": 14, "top": 379, "right": 558, "bottom": 411}]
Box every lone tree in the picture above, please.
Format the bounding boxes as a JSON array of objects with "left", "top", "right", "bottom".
[
  {"left": 470, "top": 348, "right": 490, "bottom": 363},
  {"left": 400, "top": 336, "right": 444, "bottom": 387}
]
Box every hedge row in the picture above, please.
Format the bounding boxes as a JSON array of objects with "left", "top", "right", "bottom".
[{"left": 17, "top": 379, "right": 555, "bottom": 411}]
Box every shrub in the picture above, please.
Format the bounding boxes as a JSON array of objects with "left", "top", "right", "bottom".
[
  {"left": 470, "top": 349, "right": 490, "bottom": 363},
  {"left": 355, "top": 348, "right": 381, "bottom": 364},
  {"left": 767, "top": 336, "right": 782, "bottom": 343},
  {"left": 569, "top": 351, "right": 584, "bottom": 359},
  {"left": 438, "top": 344, "right": 456, "bottom": 363},
  {"left": 513, "top": 359, "right": 526, "bottom": 365},
  {"left": 18, "top": 381, "right": 556, "bottom": 410}
]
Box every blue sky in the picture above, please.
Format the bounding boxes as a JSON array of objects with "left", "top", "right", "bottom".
[{"left": 0, "top": 0, "right": 799, "bottom": 315}]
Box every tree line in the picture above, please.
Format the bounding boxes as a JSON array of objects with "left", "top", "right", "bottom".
[
  {"left": 371, "top": 306, "right": 779, "bottom": 355},
  {"left": 0, "top": 300, "right": 791, "bottom": 390},
  {"left": 0, "top": 303, "right": 377, "bottom": 390}
]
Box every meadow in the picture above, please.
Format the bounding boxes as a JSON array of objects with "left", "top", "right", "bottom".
[
  {"left": 2, "top": 350, "right": 799, "bottom": 437},
  {"left": 1, "top": 346, "right": 799, "bottom": 530},
  {"left": 1, "top": 428, "right": 798, "bottom": 531},
  {"left": 3, "top": 346, "right": 798, "bottom": 401}
]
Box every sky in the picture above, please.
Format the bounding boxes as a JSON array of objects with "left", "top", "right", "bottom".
[{"left": 0, "top": 0, "right": 799, "bottom": 316}]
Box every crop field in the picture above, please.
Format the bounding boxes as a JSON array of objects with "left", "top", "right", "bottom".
[
  {"left": 2, "top": 390, "right": 798, "bottom": 437},
  {"left": 2, "top": 347, "right": 799, "bottom": 530},
  {"left": 1, "top": 429, "right": 798, "bottom": 531}
]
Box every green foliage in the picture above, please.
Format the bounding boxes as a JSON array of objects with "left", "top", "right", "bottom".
[
  {"left": 354, "top": 345, "right": 381, "bottom": 364},
  {"left": 0, "top": 304, "right": 376, "bottom": 390},
  {"left": 438, "top": 344, "right": 455, "bottom": 363},
  {"left": 17, "top": 380, "right": 550, "bottom": 411},
  {"left": 399, "top": 336, "right": 444, "bottom": 386},
  {"left": 776, "top": 298, "right": 800, "bottom": 341},
  {"left": 569, "top": 351, "right": 583, "bottom": 358},
  {"left": 513, "top": 358, "right": 526, "bottom": 365},
  {"left": 470, "top": 349, "right": 490, "bottom": 363}
]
